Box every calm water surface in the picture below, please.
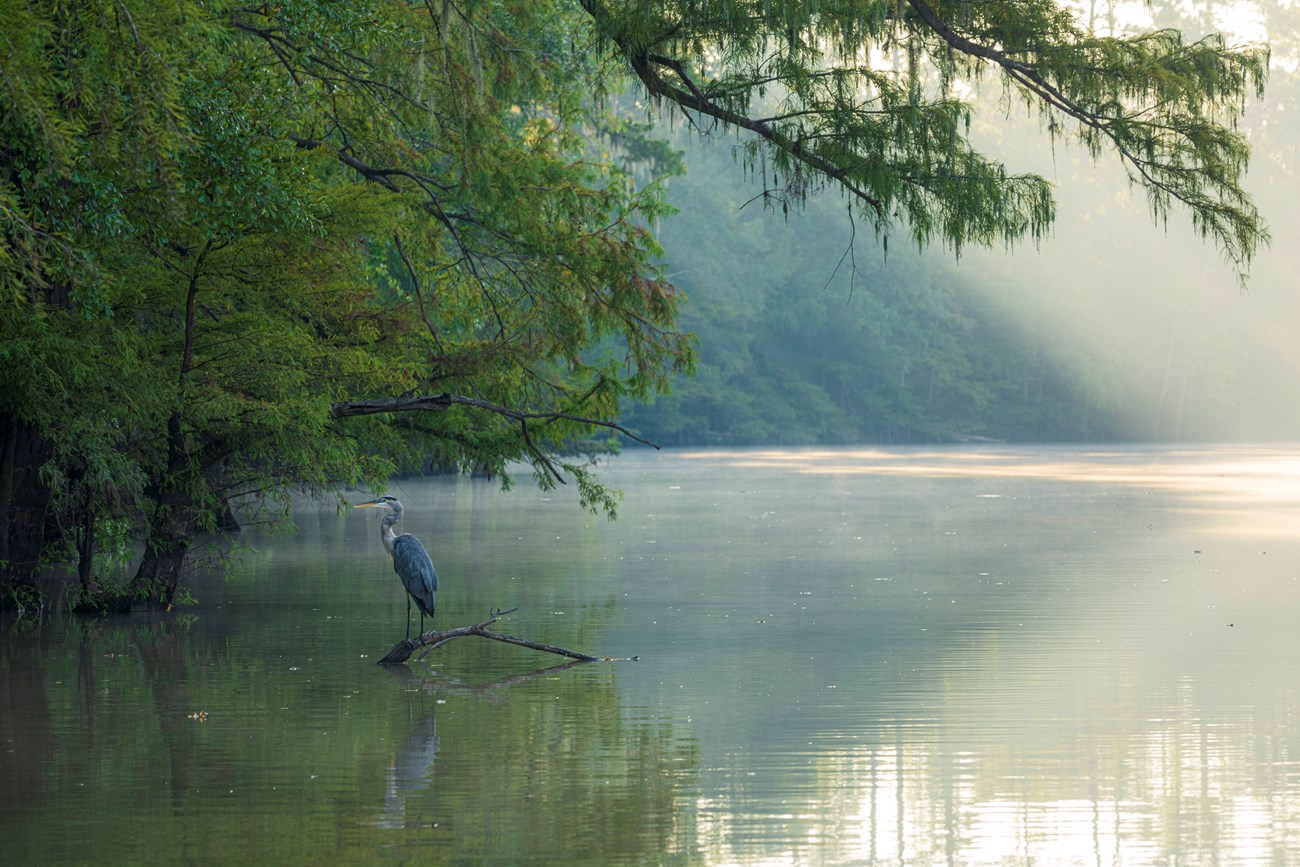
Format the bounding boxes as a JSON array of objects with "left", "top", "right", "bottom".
[{"left": 6, "top": 445, "right": 1300, "bottom": 864}]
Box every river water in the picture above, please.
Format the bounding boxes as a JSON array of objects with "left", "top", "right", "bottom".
[{"left": 5, "top": 445, "right": 1300, "bottom": 864}]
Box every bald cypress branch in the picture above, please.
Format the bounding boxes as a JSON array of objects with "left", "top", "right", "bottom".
[
  {"left": 577, "top": 0, "right": 1268, "bottom": 274},
  {"left": 330, "top": 392, "right": 659, "bottom": 449}
]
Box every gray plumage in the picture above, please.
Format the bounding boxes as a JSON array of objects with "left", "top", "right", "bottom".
[{"left": 357, "top": 496, "right": 438, "bottom": 639}]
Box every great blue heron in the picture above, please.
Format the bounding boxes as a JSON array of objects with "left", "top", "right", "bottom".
[{"left": 355, "top": 495, "right": 438, "bottom": 639}]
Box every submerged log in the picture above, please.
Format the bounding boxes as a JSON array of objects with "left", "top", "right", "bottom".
[{"left": 378, "top": 607, "right": 609, "bottom": 666}]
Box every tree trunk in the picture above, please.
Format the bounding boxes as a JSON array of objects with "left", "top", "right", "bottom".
[
  {"left": 0, "top": 412, "right": 55, "bottom": 608},
  {"left": 130, "top": 501, "right": 193, "bottom": 609},
  {"left": 129, "top": 414, "right": 198, "bottom": 609},
  {"left": 76, "top": 494, "right": 95, "bottom": 594},
  {"left": 127, "top": 260, "right": 212, "bottom": 611}
]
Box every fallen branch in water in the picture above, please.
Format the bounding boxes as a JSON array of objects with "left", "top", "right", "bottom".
[{"left": 377, "top": 607, "right": 614, "bottom": 666}]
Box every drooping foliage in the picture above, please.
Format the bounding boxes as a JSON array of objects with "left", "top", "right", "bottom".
[
  {"left": 590, "top": 0, "right": 1268, "bottom": 269},
  {"left": 0, "top": 0, "right": 1270, "bottom": 608},
  {"left": 0, "top": 0, "right": 688, "bottom": 607}
]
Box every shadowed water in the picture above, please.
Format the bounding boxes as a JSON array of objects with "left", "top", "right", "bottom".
[{"left": 5, "top": 445, "right": 1300, "bottom": 864}]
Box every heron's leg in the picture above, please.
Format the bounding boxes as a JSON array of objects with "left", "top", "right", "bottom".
[
  {"left": 419, "top": 612, "right": 425, "bottom": 637},
  {"left": 405, "top": 596, "right": 412, "bottom": 640}
]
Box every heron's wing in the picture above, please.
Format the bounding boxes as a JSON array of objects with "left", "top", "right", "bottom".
[{"left": 392, "top": 533, "right": 438, "bottom": 616}]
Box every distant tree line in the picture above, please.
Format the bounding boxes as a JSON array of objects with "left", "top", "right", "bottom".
[{"left": 624, "top": 142, "right": 1142, "bottom": 445}]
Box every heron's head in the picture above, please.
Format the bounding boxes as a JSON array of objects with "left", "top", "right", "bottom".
[{"left": 355, "top": 495, "right": 402, "bottom": 515}]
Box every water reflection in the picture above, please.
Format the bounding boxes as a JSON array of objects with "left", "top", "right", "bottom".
[
  {"left": 0, "top": 621, "right": 55, "bottom": 822},
  {"left": 602, "top": 446, "right": 1300, "bottom": 864},
  {"left": 689, "top": 685, "right": 1300, "bottom": 865},
  {"left": 6, "top": 445, "right": 1300, "bottom": 863},
  {"left": 816, "top": 686, "right": 1297, "bottom": 866},
  {"left": 373, "top": 660, "right": 616, "bottom": 833},
  {"left": 0, "top": 588, "right": 698, "bottom": 864},
  {"left": 377, "top": 707, "right": 440, "bottom": 831}
]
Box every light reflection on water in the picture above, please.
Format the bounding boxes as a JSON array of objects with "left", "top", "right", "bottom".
[
  {"left": 605, "top": 445, "right": 1300, "bottom": 865},
  {"left": 689, "top": 444, "right": 1300, "bottom": 535},
  {"left": 5, "top": 444, "right": 1300, "bottom": 864}
]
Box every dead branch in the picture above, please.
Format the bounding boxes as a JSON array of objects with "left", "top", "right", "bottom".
[{"left": 377, "top": 607, "right": 609, "bottom": 665}]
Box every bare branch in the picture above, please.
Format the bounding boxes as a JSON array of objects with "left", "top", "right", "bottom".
[{"left": 377, "top": 607, "right": 611, "bottom": 665}]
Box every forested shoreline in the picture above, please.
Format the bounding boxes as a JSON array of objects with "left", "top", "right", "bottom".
[
  {"left": 625, "top": 149, "right": 1137, "bottom": 446},
  {"left": 0, "top": 0, "right": 1274, "bottom": 609}
]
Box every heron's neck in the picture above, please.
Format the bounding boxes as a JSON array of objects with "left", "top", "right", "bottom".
[{"left": 380, "top": 518, "right": 399, "bottom": 556}]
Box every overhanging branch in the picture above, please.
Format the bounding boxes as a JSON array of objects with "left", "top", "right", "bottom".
[
  {"left": 576, "top": 0, "right": 884, "bottom": 218},
  {"left": 330, "top": 391, "right": 659, "bottom": 448},
  {"left": 903, "top": 0, "right": 1262, "bottom": 263}
]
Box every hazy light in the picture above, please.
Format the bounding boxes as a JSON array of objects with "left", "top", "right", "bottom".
[
  {"left": 676, "top": 446, "right": 1300, "bottom": 537},
  {"left": 1211, "top": 0, "right": 1270, "bottom": 43}
]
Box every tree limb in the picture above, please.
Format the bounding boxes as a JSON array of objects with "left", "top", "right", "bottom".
[
  {"left": 575, "top": 0, "right": 884, "bottom": 218},
  {"left": 377, "top": 607, "right": 613, "bottom": 665},
  {"left": 330, "top": 391, "right": 659, "bottom": 448},
  {"left": 901, "top": 0, "right": 1265, "bottom": 267}
]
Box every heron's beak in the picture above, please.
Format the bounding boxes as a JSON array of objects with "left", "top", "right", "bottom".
[{"left": 354, "top": 501, "right": 384, "bottom": 509}]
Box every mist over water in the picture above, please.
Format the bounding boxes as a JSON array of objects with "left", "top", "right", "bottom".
[
  {"left": 7, "top": 446, "right": 1300, "bottom": 864},
  {"left": 6, "top": 7, "right": 1299, "bottom": 861}
]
